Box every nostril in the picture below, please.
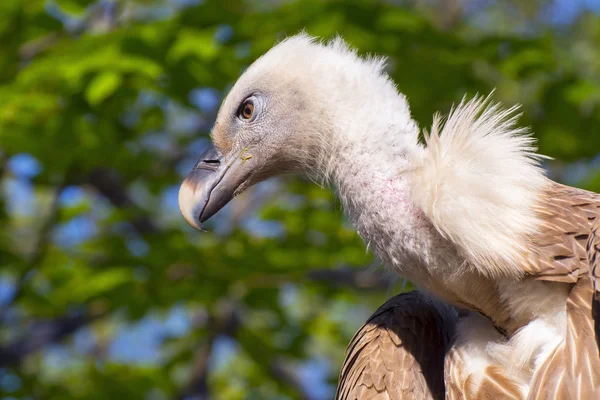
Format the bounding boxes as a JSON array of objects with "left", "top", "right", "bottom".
[{"left": 193, "top": 158, "right": 221, "bottom": 171}]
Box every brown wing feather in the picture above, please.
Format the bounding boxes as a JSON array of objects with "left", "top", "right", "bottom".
[
  {"left": 588, "top": 217, "right": 600, "bottom": 356},
  {"left": 444, "top": 315, "right": 524, "bottom": 400},
  {"left": 445, "top": 358, "right": 523, "bottom": 400},
  {"left": 587, "top": 217, "right": 600, "bottom": 298},
  {"left": 335, "top": 292, "right": 457, "bottom": 400}
]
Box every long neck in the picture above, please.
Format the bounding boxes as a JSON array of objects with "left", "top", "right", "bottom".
[
  {"left": 327, "top": 121, "right": 446, "bottom": 279},
  {"left": 309, "top": 80, "right": 528, "bottom": 333},
  {"left": 324, "top": 129, "right": 525, "bottom": 331},
  {"left": 309, "top": 73, "right": 444, "bottom": 276}
]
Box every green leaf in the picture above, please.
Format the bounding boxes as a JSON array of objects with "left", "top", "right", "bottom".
[
  {"left": 85, "top": 71, "right": 122, "bottom": 105},
  {"left": 167, "top": 29, "right": 219, "bottom": 63}
]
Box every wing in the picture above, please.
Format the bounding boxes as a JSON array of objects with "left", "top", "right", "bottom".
[
  {"left": 528, "top": 276, "right": 600, "bottom": 399},
  {"left": 335, "top": 291, "right": 457, "bottom": 400},
  {"left": 521, "top": 182, "right": 600, "bottom": 396}
]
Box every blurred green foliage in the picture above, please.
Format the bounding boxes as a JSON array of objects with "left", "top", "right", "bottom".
[{"left": 0, "top": 0, "right": 599, "bottom": 399}]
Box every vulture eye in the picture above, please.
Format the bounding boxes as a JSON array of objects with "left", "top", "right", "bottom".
[{"left": 239, "top": 99, "right": 255, "bottom": 121}]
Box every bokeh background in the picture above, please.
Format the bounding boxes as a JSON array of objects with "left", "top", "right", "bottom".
[{"left": 1, "top": 0, "right": 600, "bottom": 399}]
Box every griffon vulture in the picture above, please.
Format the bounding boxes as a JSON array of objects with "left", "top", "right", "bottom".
[{"left": 178, "top": 34, "right": 600, "bottom": 398}]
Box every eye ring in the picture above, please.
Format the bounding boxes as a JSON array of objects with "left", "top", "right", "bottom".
[{"left": 238, "top": 99, "right": 255, "bottom": 121}]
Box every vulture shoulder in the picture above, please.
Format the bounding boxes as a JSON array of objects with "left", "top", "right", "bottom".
[
  {"left": 335, "top": 291, "right": 457, "bottom": 400},
  {"left": 525, "top": 182, "right": 600, "bottom": 283}
]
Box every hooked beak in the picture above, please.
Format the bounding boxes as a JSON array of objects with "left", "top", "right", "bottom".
[{"left": 178, "top": 144, "right": 255, "bottom": 230}]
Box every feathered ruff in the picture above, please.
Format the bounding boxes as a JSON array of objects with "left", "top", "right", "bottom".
[{"left": 410, "top": 94, "right": 550, "bottom": 278}]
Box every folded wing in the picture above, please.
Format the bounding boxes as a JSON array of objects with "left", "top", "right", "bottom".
[{"left": 335, "top": 292, "right": 457, "bottom": 400}]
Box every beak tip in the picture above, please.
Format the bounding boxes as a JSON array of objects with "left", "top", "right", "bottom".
[{"left": 178, "top": 179, "right": 205, "bottom": 231}]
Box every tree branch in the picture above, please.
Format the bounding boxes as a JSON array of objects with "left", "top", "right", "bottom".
[
  {"left": 307, "top": 267, "right": 390, "bottom": 291},
  {"left": 178, "top": 302, "right": 241, "bottom": 400},
  {"left": 179, "top": 299, "right": 316, "bottom": 400},
  {"left": 0, "top": 182, "right": 65, "bottom": 317},
  {"left": 0, "top": 308, "right": 107, "bottom": 367},
  {"left": 269, "top": 359, "right": 312, "bottom": 400},
  {"left": 87, "top": 168, "right": 157, "bottom": 235}
]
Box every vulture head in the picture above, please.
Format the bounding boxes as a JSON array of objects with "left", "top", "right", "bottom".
[{"left": 179, "top": 34, "right": 419, "bottom": 229}]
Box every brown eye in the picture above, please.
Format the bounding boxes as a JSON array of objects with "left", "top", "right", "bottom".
[{"left": 240, "top": 100, "right": 254, "bottom": 120}]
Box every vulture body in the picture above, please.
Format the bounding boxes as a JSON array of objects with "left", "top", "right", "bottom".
[{"left": 178, "top": 34, "right": 600, "bottom": 398}]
